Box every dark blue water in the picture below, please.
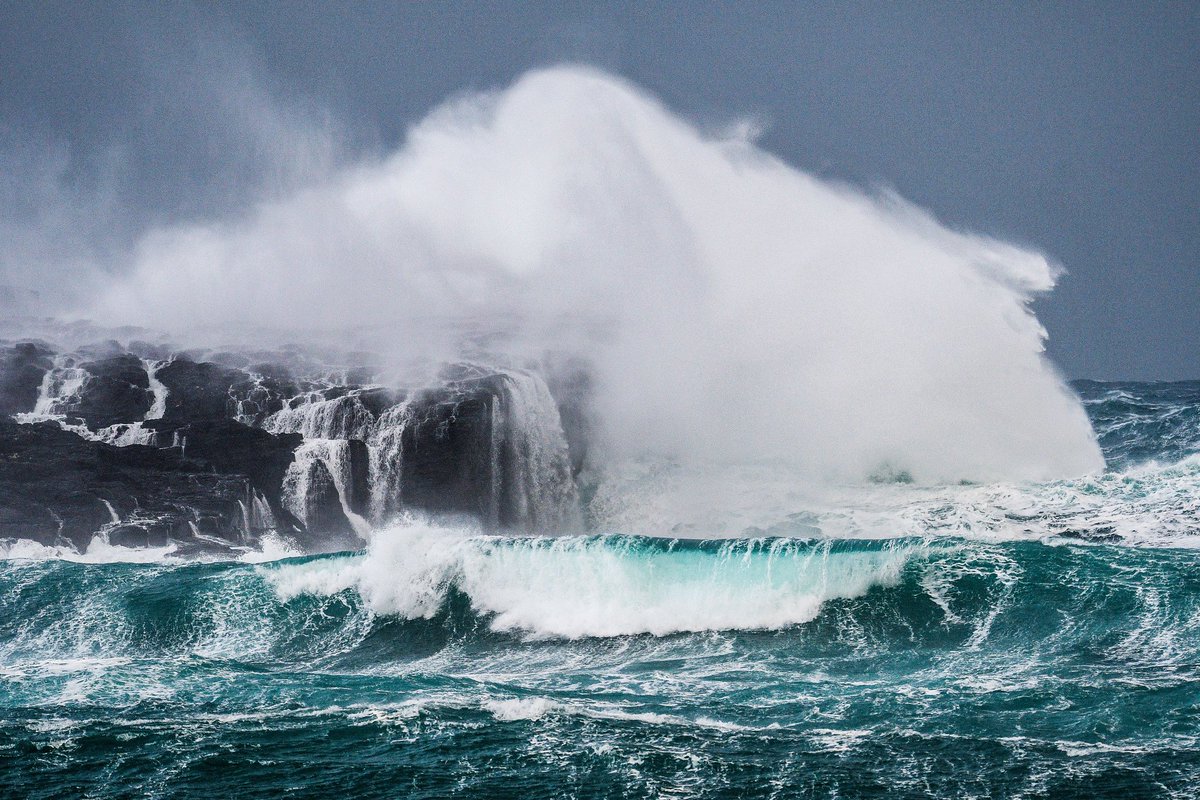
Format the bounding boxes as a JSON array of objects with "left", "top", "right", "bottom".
[{"left": 3, "top": 381, "right": 1199, "bottom": 799}]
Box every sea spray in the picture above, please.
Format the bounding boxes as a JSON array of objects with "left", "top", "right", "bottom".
[{"left": 93, "top": 66, "right": 1102, "bottom": 485}]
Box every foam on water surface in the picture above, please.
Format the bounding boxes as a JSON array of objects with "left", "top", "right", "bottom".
[{"left": 265, "top": 524, "right": 916, "bottom": 638}]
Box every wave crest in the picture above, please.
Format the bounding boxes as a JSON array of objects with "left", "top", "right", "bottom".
[{"left": 265, "top": 522, "right": 914, "bottom": 638}]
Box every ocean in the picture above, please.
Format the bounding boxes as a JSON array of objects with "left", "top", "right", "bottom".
[{"left": 2, "top": 379, "right": 1199, "bottom": 799}]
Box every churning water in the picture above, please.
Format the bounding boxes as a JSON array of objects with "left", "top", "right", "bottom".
[{"left": 3, "top": 380, "right": 1200, "bottom": 799}]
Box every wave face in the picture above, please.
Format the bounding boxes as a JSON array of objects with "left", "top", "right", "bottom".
[
  {"left": 94, "top": 66, "right": 1101, "bottom": 484},
  {"left": 268, "top": 527, "right": 914, "bottom": 638},
  {"left": 3, "top": 533, "right": 1200, "bottom": 798}
]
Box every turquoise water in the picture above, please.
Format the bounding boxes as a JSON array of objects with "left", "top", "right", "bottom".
[{"left": 3, "top": 381, "right": 1200, "bottom": 799}]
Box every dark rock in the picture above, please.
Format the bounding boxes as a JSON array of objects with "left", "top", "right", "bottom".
[
  {"left": 67, "top": 354, "right": 152, "bottom": 428},
  {"left": 401, "top": 379, "right": 500, "bottom": 527},
  {"left": 296, "top": 458, "right": 356, "bottom": 545},
  {"left": 227, "top": 369, "right": 300, "bottom": 426},
  {"left": 397, "top": 369, "right": 579, "bottom": 532},
  {"left": 347, "top": 438, "right": 371, "bottom": 515},
  {"left": 159, "top": 419, "right": 300, "bottom": 505},
  {"left": 322, "top": 385, "right": 353, "bottom": 401},
  {"left": 358, "top": 386, "right": 401, "bottom": 417},
  {"left": 0, "top": 417, "right": 249, "bottom": 550},
  {"left": 140, "top": 416, "right": 305, "bottom": 539},
  {"left": 106, "top": 524, "right": 172, "bottom": 549},
  {"left": 0, "top": 341, "right": 53, "bottom": 415},
  {"left": 3, "top": 341, "right": 585, "bottom": 550},
  {"left": 156, "top": 359, "right": 247, "bottom": 422}
]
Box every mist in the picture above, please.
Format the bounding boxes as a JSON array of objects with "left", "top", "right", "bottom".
[{"left": 77, "top": 66, "right": 1103, "bottom": 483}]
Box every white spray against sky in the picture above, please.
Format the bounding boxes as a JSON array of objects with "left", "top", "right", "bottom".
[{"left": 94, "top": 66, "right": 1103, "bottom": 484}]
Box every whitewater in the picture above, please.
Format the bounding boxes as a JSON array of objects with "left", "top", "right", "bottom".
[
  {"left": 92, "top": 66, "right": 1102, "bottom": 485},
  {"left": 3, "top": 69, "right": 1199, "bottom": 798},
  {"left": 4, "top": 385, "right": 1199, "bottom": 800}
]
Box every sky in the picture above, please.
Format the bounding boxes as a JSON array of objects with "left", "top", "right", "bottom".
[{"left": 1, "top": 1, "right": 1196, "bottom": 380}]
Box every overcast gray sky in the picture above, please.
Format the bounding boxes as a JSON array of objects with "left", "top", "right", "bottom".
[{"left": 1, "top": 1, "right": 1196, "bottom": 379}]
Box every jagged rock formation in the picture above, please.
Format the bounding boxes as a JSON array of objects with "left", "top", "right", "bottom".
[
  {"left": 402, "top": 369, "right": 580, "bottom": 531},
  {"left": 291, "top": 458, "right": 354, "bottom": 544},
  {"left": 0, "top": 341, "right": 587, "bottom": 555}
]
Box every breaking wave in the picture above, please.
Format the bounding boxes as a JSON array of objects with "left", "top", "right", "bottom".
[
  {"left": 2, "top": 530, "right": 1197, "bottom": 664},
  {"left": 93, "top": 66, "right": 1103, "bottom": 484},
  {"left": 266, "top": 525, "right": 915, "bottom": 638},
  {"left": 5, "top": 518, "right": 1199, "bottom": 797}
]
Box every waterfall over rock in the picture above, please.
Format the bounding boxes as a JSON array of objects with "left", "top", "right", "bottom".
[
  {"left": 399, "top": 367, "right": 581, "bottom": 533},
  {"left": 266, "top": 363, "right": 581, "bottom": 536},
  {"left": 1, "top": 340, "right": 587, "bottom": 553}
]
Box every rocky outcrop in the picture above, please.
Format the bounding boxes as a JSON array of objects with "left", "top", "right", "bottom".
[
  {"left": 346, "top": 438, "right": 372, "bottom": 516},
  {"left": 0, "top": 417, "right": 250, "bottom": 551},
  {"left": 3, "top": 340, "right": 587, "bottom": 553},
  {"left": 400, "top": 369, "right": 580, "bottom": 532},
  {"left": 159, "top": 419, "right": 299, "bottom": 500},
  {"left": 0, "top": 341, "right": 53, "bottom": 415},
  {"left": 294, "top": 458, "right": 355, "bottom": 545},
  {"left": 67, "top": 354, "right": 152, "bottom": 428},
  {"left": 402, "top": 379, "right": 500, "bottom": 526},
  {"left": 157, "top": 359, "right": 247, "bottom": 423}
]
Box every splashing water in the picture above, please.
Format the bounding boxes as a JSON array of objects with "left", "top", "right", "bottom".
[
  {"left": 93, "top": 66, "right": 1102, "bottom": 485},
  {"left": 6, "top": 69, "right": 1196, "bottom": 799},
  {"left": 0, "top": 383, "right": 1197, "bottom": 797}
]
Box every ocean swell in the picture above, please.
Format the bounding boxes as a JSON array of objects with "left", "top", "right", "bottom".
[{"left": 265, "top": 524, "right": 915, "bottom": 638}]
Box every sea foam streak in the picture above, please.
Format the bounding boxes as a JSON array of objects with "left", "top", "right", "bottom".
[{"left": 94, "top": 66, "right": 1102, "bottom": 485}]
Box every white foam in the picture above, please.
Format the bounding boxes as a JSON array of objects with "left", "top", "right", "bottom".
[
  {"left": 586, "top": 453, "right": 1200, "bottom": 547},
  {"left": 81, "top": 534, "right": 179, "bottom": 564},
  {"left": 4, "top": 450, "right": 1195, "bottom": 569},
  {"left": 144, "top": 359, "right": 169, "bottom": 420},
  {"left": 0, "top": 536, "right": 179, "bottom": 564},
  {"left": 484, "top": 696, "right": 559, "bottom": 721},
  {"left": 0, "top": 539, "right": 77, "bottom": 562},
  {"left": 281, "top": 438, "right": 372, "bottom": 538},
  {"left": 14, "top": 356, "right": 162, "bottom": 448},
  {"left": 94, "top": 65, "right": 1103, "bottom": 485},
  {"left": 265, "top": 519, "right": 912, "bottom": 638},
  {"left": 480, "top": 695, "right": 756, "bottom": 731},
  {"left": 237, "top": 532, "right": 303, "bottom": 564},
  {"left": 0, "top": 531, "right": 302, "bottom": 565}
]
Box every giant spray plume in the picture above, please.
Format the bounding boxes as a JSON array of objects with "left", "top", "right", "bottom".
[{"left": 94, "top": 66, "right": 1104, "bottom": 484}]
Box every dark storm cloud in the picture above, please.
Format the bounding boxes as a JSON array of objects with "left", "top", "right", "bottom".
[{"left": 1, "top": 1, "right": 1196, "bottom": 379}]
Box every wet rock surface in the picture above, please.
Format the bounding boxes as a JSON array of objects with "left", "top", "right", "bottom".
[
  {"left": 68, "top": 354, "right": 153, "bottom": 428},
  {"left": 0, "top": 417, "right": 250, "bottom": 551},
  {"left": 0, "top": 341, "right": 53, "bottom": 416},
  {"left": 1, "top": 341, "right": 585, "bottom": 554}
]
